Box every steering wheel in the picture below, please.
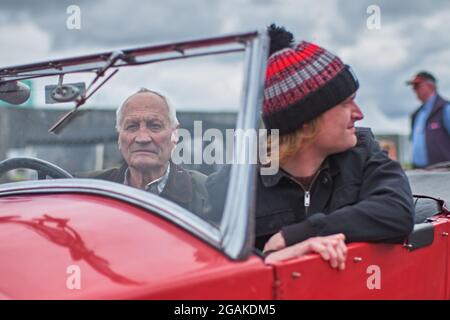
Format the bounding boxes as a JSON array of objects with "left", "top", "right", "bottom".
[{"left": 0, "top": 157, "right": 73, "bottom": 180}]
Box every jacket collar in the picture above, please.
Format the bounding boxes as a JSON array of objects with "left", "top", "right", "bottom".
[
  {"left": 113, "top": 162, "right": 128, "bottom": 183},
  {"left": 429, "top": 94, "right": 448, "bottom": 118},
  {"left": 412, "top": 94, "right": 445, "bottom": 125},
  {"left": 124, "top": 163, "right": 170, "bottom": 194},
  {"left": 258, "top": 128, "right": 378, "bottom": 188},
  {"left": 260, "top": 157, "right": 336, "bottom": 188},
  {"left": 119, "top": 161, "right": 193, "bottom": 205},
  {"left": 160, "top": 162, "right": 193, "bottom": 205}
]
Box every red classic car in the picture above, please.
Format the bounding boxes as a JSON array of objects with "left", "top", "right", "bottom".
[{"left": 0, "top": 31, "right": 449, "bottom": 300}]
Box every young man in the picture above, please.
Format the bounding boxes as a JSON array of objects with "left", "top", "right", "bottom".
[{"left": 207, "top": 25, "right": 414, "bottom": 268}]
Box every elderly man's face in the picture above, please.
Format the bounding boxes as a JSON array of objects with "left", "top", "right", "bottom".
[{"left": 118, "top": 93, "right": 176, "bottom": 172}]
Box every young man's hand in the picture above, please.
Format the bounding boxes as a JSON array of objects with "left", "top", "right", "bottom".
[
  {"left": 263, "top": 231, "right": 286, "bottom": 253},
  {"left": 264, "top": 233, "right": 347, "bottom": 270}
]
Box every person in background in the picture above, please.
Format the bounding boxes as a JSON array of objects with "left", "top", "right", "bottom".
[
  {"left": 378, "top": 139, "right": 398, "bottom": 161},
  {"left": 406, "top": 71, "right": 450, "bottom": 168}
]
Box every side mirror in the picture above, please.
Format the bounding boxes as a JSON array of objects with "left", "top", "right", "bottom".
[
  {"left": 44, "top": 74, "right": 85, "bottom": 104},
  {"left": 0, "top": 80, "right": 31, "bottom": 105},
  {"left": 45, "top": 82, "right": 85, "bottom": 104}
]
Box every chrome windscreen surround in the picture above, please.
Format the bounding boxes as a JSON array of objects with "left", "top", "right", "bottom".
[
  {"left": 0, "top": 178, "right": 222, "bottom": 250},
  {"left": 220, "top": 30, "right": 269, "bottom": 260}
]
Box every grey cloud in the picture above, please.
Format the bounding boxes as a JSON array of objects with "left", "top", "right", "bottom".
[
  {"left": 1, "top": 0, "right": 450, "bottom": 130},
  {"left": 0, "top": 0, "right": 225, "bottom": 49}
]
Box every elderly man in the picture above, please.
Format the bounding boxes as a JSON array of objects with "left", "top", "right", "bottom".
[
  {"left": 406, "top": 71, "right": 450, "bottom": 168},
  {"left": 84, "top": 88, "right": 209, "bottom": 215}
]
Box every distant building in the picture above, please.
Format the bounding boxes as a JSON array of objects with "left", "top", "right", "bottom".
[{"left": 374, "top": 134, "right": 411, "bottom": 167}]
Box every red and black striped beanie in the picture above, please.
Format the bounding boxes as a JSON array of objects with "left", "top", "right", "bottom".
[{"left": 263, "top": 41, "right": 359, "bottom": 135}]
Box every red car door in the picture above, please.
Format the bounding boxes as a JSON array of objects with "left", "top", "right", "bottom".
[{"left": 268, "top": 219, "right": 449, "bottom": 299}]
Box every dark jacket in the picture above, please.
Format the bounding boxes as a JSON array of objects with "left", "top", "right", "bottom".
[
  {"left": 78, "top": 162, "right": 209, "bottom": 217},
  {"left": 411, "top": 94, "right": 450, "bottom": 167},
  {"left": 207, "top": 127, "right": 415, "bottom": 250}
]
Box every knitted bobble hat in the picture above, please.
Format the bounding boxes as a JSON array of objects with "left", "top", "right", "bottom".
[{"left": 263, "top": 28, "right": 359, "bottom": 136}]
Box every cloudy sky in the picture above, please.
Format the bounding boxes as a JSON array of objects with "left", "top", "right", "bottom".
[{"left": 1, "top": 0, "right": 450, "bottom": 134}]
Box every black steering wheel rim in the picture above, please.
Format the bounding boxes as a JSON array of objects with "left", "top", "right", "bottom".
[{"left": 0, "top": 157, "right": 73, "bottom": 179}]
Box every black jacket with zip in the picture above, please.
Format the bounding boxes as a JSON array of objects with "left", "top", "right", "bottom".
[{"left": 206, "top": 127, "right": 415, "bottom": 250}]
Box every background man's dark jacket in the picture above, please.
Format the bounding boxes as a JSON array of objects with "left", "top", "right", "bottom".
[
  {"left": 411, "top": 94, "right": 450, "bottom": 167},
  {"left": 207, "top": 127, "right": 415, "bottom": 250},
  {"left": 78, "top": 162, "right": 209, "bottom": 217}
]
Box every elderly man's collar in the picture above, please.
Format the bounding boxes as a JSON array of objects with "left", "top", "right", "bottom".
[
  {"left": 121, "top": 161, "right": 193, "bottom": 204},
  {"left": 123, "top": 164, "right": 170, "bottom": 194},
  {"left": 160, "top": 162, "right": 193, "bottom": 204}
]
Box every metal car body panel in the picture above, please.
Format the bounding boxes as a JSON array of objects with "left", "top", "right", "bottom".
[
  {"left": 0, "top": 192, "right": 273, "bottom": 299},
  {"left": 0, "top": 185, "right": 449, "bottom": 299},
  {"left": 268, "top": 218, "right": 449, "bottom": 299}
]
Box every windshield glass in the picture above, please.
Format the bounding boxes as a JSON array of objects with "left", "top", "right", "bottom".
[{"left": 0, "top": 36, "right": 270, "bottom": 234}]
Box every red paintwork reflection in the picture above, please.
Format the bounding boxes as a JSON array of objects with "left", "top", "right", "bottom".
[
  {"left": 0, "top": 194, "right": 273, "bottom": 299},
  {"left": 0, "top": 214, "right": 143, "bottom": 285}
]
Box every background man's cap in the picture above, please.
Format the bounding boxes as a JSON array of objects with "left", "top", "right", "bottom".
[{"left": 406, "top": 71, "right": 436, "bottom": 86}]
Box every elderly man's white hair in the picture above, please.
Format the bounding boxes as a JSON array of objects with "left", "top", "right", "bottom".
[{"left": 115, "top": 88, "right": 180, "bottom": 131}]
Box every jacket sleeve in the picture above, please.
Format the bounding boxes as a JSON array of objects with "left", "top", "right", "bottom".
[{"left": 282, "top": 129, "right": 415, "bottom": 245}]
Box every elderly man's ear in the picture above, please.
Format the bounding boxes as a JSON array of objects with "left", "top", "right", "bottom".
[
  {"left": 171, "top": 125, "right": 180, "bottom": 144},
  {"left": 118, "top": 136, "right": 122, "bottom": 152}
]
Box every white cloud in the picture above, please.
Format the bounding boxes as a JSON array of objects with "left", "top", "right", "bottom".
[
  {"left": 359, "top": 101, "right": 410, "bottom": 135},
  {"left": 0, "top": 21, "right": 52, "bottom": 66},
  {"left": 29, "top": 52, "right": 245, "bottom": 113},
  {"left": 339, "top": 24, "right": 410, "bottom": 72},
  {"left": 2, "top": 0, "right": 450, "bottom": 136},
  {"left": 422, "top": 8, "right": 450, "bottom": 31}
]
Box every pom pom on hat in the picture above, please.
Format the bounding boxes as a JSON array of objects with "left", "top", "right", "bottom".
[{"left": 267, "top": 23, "right": 295, "bottom": 55}]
